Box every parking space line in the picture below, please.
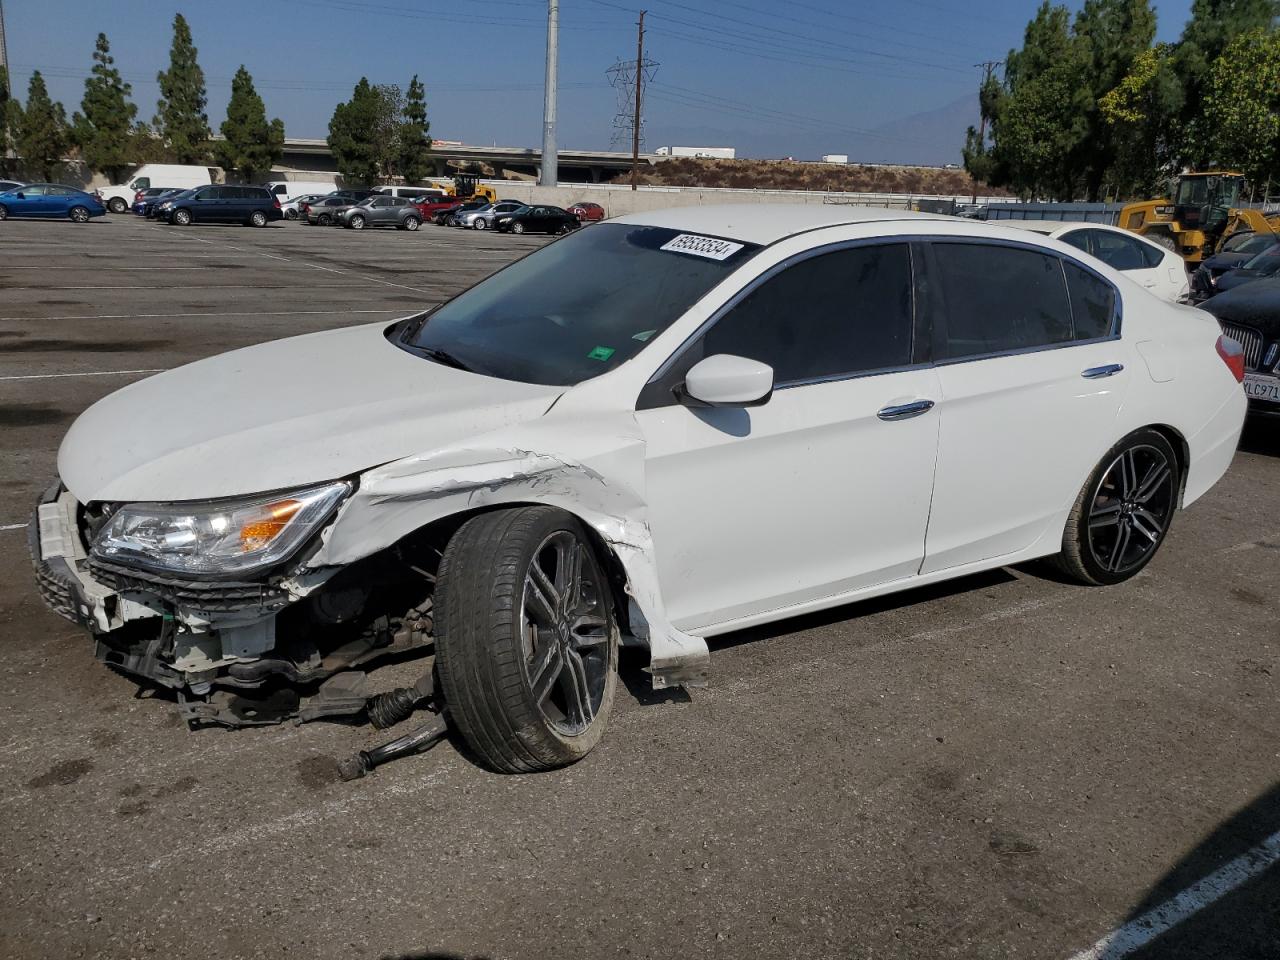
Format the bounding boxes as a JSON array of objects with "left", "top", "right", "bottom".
[
  {"left": 0, "top": 523, "right": 27, "bottom": 532},
  {"left": 1066, "top": 830, "right": 1280, "bottom": 959},
  {"left": 0, "top": 369, "right": 165, "bottom": 381}
]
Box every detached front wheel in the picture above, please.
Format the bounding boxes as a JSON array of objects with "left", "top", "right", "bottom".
[{"left": 435, "top": 506, "right": 619, "bottom": 773}]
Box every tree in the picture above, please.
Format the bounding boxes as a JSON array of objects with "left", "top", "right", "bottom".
[
  {"left": 14, "top": 71, "right": 69, "bottom": 180},
  {"left": 155, "top": 13, "right": 210, "bottom": 163},
  {"left": 1099, "top": 44, "right": 1182, "bottom": 196},
  {"left": 215, "top": 66, "right": 284, "bottom": 182},
  {"left": 71, "top": 33, "right": 138, "bottom": 181},
  {"left": 328, "top": 78, "right": 382, "bottom": 184},
  {"left": 1199, "top": 28, "right": 1280, "bottom": 188},
  {"left": 1173, "top": 0, "right": 1279, "bottom": 167},
  {"left": 396, "top": 75, "right": 432, "bottom": 183},
  {"left": 0, "top": 65, "right": 14, "bottom": 168}
]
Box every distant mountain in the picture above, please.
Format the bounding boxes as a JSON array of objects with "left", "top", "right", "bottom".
[{"left": 856, "top": 93, "right": 978, "bottom": 166}]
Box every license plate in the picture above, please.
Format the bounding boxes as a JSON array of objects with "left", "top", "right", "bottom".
[{"left": 1244, "top": 372, "right": 1280, "bottom": 403}]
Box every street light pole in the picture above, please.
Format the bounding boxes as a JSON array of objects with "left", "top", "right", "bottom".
[
  {"left": 631, "top": 10, "right": 646, "bottom": 191},
  {"left": 539, "top": 0, "right": 559, "bottom": 187}
]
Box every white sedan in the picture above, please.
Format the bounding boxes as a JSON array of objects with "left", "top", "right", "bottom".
[
  {"left": 36, "top": 205, "right": 1246, "bottom": 772},
  {"left": 999, "top": 220, "right": 1190, "bottom": 302}
]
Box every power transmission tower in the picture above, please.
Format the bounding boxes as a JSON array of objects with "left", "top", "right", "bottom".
[
  {"left": 606, "top": 13, "right": 656, "bottom": 190},
  {"left": 539, "top": 0, "right": 559, "bottom": 187}
]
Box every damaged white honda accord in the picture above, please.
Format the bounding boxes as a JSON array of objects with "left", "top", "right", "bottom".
[{"left": 34, "top": 205, "right": 1246, "bottom": 773}]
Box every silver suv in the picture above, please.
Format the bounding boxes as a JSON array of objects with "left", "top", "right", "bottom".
[
  {"left": 342, "top": 196, "right": 423, "bottom": 231},
  {"left": 454, "top": 200, "right": 525, "bottom": 230}
]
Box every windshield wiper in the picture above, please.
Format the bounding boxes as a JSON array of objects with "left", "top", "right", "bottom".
[{"left": 418, "top": 346, "right": 474, "bottom": 372}]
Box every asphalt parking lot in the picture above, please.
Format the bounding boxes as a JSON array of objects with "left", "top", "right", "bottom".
[{"left": 1, "top": 214, "right": 1278, "bottom": 960}]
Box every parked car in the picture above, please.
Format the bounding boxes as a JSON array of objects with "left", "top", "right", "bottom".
[
  {"left": 96, "top": 163, "right": 215, "bottom": 214},
  {"left": 280, "top": 193, "right": 329, "bottom": 221},
  {"left": 1003, "top": 220, "right": 1188, "bottom": 302},
  {"left": 304, "top": 196, "right": 355, "bottom": 225},
  {"left": 455, "top": 200, "right": 526, "bottom": 230},
  {"left": 1189, "top": 232, "right": 1280, "bottom": 301},
  {"left": 341, "top": 195, "right": 423, "bottom": 231},
  {"left": 158, "top": 185, "right": 283, "bottom": 227},
  {"left": 412, "top": 195, "right": 466, "bottom": 222},
  {"left": 130, "top": 187, "right": 178, "bottom": 216},
  {"left": 263, "top": 180, "right": 339, "bottom": 204},
  {"left": 494, "top": 204, "right": 579, "bottom": 235},
  {"left": 0, "top": 179, "right": 24, "bottom": 193},
  {"left": 440, "top": 199, "right": 487, "bottom": 226},
  {"left": 1212, "top": 243, "right": 1280, "bottom": 294},
  {"left": 0, "top": 183, "right": 106, "bottom": 222},
  {"left": 566, "top": 200, "right": 605, "bottom": 222},
  {"left": 1200, "top": 277, "right": 1280, "bottom": 417},
  {"left": 32, "top": 206, "right": 1245, "bottom": 770}
]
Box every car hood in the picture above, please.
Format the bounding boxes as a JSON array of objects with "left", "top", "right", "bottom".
[
  {"left": 1202, "top": 277, "right": 1280, "bottom": 335},
  {"left": 58, "top": 321, "right": 564, "bottom": 503},
  {"left": 1202, "top": 252, "right": 1253, "bottom": 273},
  {"left": 1216, "top": 268, "right": 1274, "bottom": 292}
]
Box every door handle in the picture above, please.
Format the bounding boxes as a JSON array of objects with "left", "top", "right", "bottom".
[
  {"left": 877, "top": 399, "right": 935, "bottom": 421},
  {"left": 1082, "top": 364, "right": 1124, "bottom": 379}
]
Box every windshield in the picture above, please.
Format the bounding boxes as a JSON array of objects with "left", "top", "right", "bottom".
[
  {"left": 395, "top": 223, "right": 759, "bottom": 385},
  {"left": 1242, "top": 245, "right": 1280, "bottom": 273},
  {"left": 1228, "top": 234, "right": 1277, "bottom": 256}
]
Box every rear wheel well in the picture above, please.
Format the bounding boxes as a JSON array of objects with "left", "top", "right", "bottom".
[{"left": 1146, "top": 423, "right": 1190, "bottom": 507}]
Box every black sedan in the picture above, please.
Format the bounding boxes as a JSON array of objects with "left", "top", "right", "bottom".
[
  {"left": 1214, "top": 244, "right": 1280, "bottom": 295},
  {"left": 494, "top": 205, "right": 579, "bottom": 235},
  {"left": 1201, "top": 277, "right": 1280, "bottom": 417},
  {"left": 1191, "top": 232, "right": 1280, "bottom": 301}
]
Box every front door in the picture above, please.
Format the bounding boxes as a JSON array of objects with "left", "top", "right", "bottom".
[
  {"left": 919, "top": 240, "right": 1131, "bottom": 573},
  {"left": 637, "top": 242, "right": 941, "bottom": 632}
]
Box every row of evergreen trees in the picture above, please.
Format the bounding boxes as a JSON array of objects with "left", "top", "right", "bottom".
[
  {"left": 964, "top": 0, "right": 1280, "bottom": 201},
  {"left": 0, "top": 13, "right": 432, "bottom": 188}
]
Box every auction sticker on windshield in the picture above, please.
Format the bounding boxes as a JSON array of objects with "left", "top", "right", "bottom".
[{"left": 660, "top": 234, "right": 746, "bottom": 260}]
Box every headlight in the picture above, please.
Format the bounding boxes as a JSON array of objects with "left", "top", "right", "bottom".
[{"left": 92, "top": 481, "right": 351, "bottom": 578}]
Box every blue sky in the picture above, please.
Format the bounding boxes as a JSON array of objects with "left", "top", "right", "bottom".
[{"left": 6, "top": 0, "right": 1194, "bottom": 164}]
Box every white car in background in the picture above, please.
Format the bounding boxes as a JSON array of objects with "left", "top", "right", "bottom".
[
  {"left": 34, "top": 205, "right": 1246, "bottom": 773},
  {"left": 1001, "top": 220, "right": 1190, "bottom": 302}
]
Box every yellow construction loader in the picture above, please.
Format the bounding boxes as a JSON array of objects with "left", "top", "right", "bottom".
[
  {"left": 1118, "top": 171, "right": 1280, "bottom": 266},
  {"left": 427, "top": 173, "right": 498, "bottom": 204}
]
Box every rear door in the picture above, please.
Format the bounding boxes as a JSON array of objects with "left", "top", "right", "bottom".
[{"left": 919, "top": 240, "right": 1130, "bottom": 573}]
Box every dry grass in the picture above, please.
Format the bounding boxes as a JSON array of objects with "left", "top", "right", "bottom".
[{"left": 614, "top": 157, "right": 1008, "bottom": 196}]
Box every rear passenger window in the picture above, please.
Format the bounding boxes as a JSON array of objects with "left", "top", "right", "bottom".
[
  {"left": 1064, "top": 262, "right": 1117, "bottom": 339},
  {"left": 699, "top": 243, "right": 915, "bottom": 383},
  {"left": 1089, "top": 230, "right": 1146, "bottom": 271},
  {"left": 933, "top": 244, "right": 1073, "bottom": 359}
]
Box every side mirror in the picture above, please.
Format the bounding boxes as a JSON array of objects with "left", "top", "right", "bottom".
[
  {"left": 14, "top": 192, "right": 24, "bottom": 199},
  {"left": 679, "top": 354, "right": 774, "bottom": 408}
]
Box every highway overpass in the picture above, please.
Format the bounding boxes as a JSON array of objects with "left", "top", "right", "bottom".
[{"left": 279, "top": 138, "right": 661, "bottom": 183}]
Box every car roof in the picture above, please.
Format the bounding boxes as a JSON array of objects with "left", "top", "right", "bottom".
[
  {"left": 613, "top": 203, "right": 953, "bottom": 246},
  {"left": 997, "top": 219, "right": 1139, "bottom": 238}
]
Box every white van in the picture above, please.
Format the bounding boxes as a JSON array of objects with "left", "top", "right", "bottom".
[
  {"left": 97, "top": 164, "right": 215, "bottom": 213},
  {"left": 374, "top": 186, "right": 444, "bottom": 200},
  {"left": 264, "top": 179, "right": 340, "bottom": 203}
]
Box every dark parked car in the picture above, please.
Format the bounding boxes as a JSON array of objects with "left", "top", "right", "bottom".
[
  {"left": 1213, "top": 244, "right": 1280, "bottom": 294},
  {"left": 441, "top": 199, "right": 488, "bottom": 226},
  {"left": 131, "top": 187, "right": 178, "bottom": 216},
  {"left": 0, "top": 183, "right": 105, "bottom": 222},
  {"left": 159, "top": 185, "right": 283, "bottom": 227},
  {"left": 566, "top": 200, "right": 605, "bottom": 222},
  {"left": 1201, "top": 277, "right": 1280, "bottom": 417},
  {"left": 304, "top": 196, "right": 355, "bottom": 225},
  {"left": 341, "top": 195, "right": 423, "bottom": 231},
  {"left": 494, "top": 204, "right": 579, "bottom": 235},
  {"left": 1190, "top": 232, "right": 1280, "bottom": 301}
]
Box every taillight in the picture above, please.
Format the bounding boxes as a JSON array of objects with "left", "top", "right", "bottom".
[
  {"left": 1217, "top": 334, "right": 1245, "bottom": 383},
  {"left": 134, "top": 191, "right": 145, "bottom": 202},
  {"left": 301, "top": 203, "right": 310, "bottom": 213},
  {"left": 272, "top": 197, "right": 281, "bottom": 209}
]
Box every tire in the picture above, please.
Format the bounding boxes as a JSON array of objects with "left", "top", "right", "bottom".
[
  {"left": 286, "top": 208, "right": 299, "bottom": 220},
  {"left": 473, "top": 217, "right": 487, "bottom": 230},
  {"left": 349, "top": 214, "right": 365, "bottom": 230},
  {"left": 512, "top": 222, "right": 525, "bottom": 235},
  {"left": 1052, "top": 428, "right": 1179, "bottom": 586},
  {"left": 403, "top": 216, "right": 420, "bottom": 231},
  {"left": 435, "top": 506, "right": 619, "bottom": 773},
  {"left": 68, "top": 206, "right": 91, "bottom": 223},
  {"left": 172, "top": 208, "right": 192, "bottom": 226},
  {"left": 250, "top": 210, "right": 268, "bottom": 228},
  {"left": 318, "top": 214, "right": 331, "bottom": 226},
  {"left": 1147, "top": 230, "right": 1178, "bottom": 253},
  {"left": 107, "top": 197, "right": 128, "bottom": 214},
  {"left": 0, "top": 205, "right": 8, "bottom": 221}
]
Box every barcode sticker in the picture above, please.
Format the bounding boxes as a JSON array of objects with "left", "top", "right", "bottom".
[{"left": 659, "top": 233, "right": 745, "bottom": 260}]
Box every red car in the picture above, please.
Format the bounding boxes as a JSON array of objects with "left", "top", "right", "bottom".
[
  {"left": 566, "top": 200, "right": 605, "bottom": 222},
  {"left": 412, "top": 195, "right": 466, "bottom": 223}
]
